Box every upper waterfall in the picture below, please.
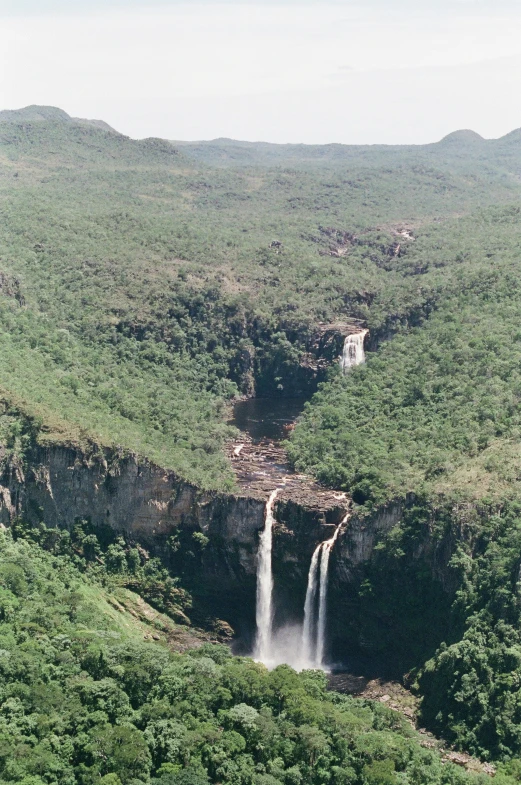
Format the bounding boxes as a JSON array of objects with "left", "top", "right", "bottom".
[{"left": 341, "top": 329, "right": 368, "bottom": 374}]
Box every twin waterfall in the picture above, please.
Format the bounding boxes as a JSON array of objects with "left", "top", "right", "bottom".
[
  {"left": 302, "top": 517, "right": 346, "bottom": 668},
  {"left": 253, "top": 489, "right": 347, "bottom": 671}
]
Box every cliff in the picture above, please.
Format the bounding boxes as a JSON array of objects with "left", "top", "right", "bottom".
[
  {"left": 0, "top": 442, "right": 463, "bottom": 666},
  {"left": 0, "top": 443, "right": 342, "bottom": 632}
]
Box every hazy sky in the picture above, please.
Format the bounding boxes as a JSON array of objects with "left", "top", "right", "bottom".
[{"left": 1, "top": 0, "right": 521, "bottom": 144}]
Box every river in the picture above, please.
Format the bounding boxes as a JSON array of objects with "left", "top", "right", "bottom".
[{"left": 229, "top": 397, "right": 307, "bottom": 442}]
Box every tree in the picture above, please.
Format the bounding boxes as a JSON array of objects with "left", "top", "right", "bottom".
[{"left": 86, "top": 724, "right": 151, "bottom": 782}]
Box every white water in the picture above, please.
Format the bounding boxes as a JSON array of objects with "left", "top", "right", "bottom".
[
  {"left": 316, "top": 520, "right": 344, "bottom": 666},
  {"left": 253, "top": 490, "right": 347, "bottom": 671},
  {"left": 341, "top": 329, "right": 368, "bottom": 374},
  {"left": 301, "top": 544, "right": 321, "bottom": 666},
  {"left": 297, "top": 514, "right": 348, "bottom": 669},
  {"left": 253, "top": 488, "right": 280, "bottom": 663}
]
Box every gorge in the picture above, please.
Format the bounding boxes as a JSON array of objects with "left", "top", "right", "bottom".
[
  {"left": 0, "top": 330, "right": 390, "bottom": 671},
  {"left": 0, "top": 321, "right": 458, "bottom": 682},
  {"left": 248, "top": 329, "right": 367, "bottom": 671},
  {"left": 0, "top": 434, "right": 456, "bottom": 678}
]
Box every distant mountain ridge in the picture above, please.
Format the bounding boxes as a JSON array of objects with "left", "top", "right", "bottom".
[
  {"left": 174, "top": 126, "right": 517, "bottom": 149},
  {"left": 0, "top": 104, "right": 119, "bottom": 134},
  {"left": 2, "top": 104, "right": 521, "bottom": 150},
  {"left": 4, "top": 103, "right": 521, "bottom": 182},
  {"left": 172, "top": 126, "right": 521, "bottom": 169}
]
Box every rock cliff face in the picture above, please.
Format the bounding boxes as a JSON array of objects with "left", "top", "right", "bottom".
[
  {"left": 0, "top": 444, "right": 265, "bottom": 620},
  {"left": 0, "top": 443, "right": 459, "bottom": 662},
  {"left": 327, "top": 500, "right": 466, "bottom": 671}
]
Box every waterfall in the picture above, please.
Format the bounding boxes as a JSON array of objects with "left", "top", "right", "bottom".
[
  {"left": 316, "top": 520, "right": 343, "bottom": 666},
  {"left": 341, "top": 329, "right": 368, "bottom": 374},
  {"left": 254, "top": 488, "right": 280, "bottom": 663},
  {"left": 301, "top": 513, "right": 348, "bottom": 669},
  {"left": 253, "top": 481, "right": 346, "bottom": 670},
  {"left": 301, "top": 543, "right": 321, "bottom": 666}
]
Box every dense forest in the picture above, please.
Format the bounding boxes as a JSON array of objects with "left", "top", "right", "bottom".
[
  {"left": 5, "top": 105, "right": 521, "bottom": 779},
  {"left": 0, "top": 521, "right": 501, "bottom": 785}
]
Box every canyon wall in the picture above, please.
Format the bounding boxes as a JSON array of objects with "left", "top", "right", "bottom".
[
  {"left": 0, "top": 444, "right": 264, "bottom": 618},
  {"left": 0, "top": 443, "right": 460, "bottom": 663}
]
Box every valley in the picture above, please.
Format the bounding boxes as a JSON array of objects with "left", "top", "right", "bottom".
[{"left": 4, "top": 105, "right": 521, "bottom": 781}]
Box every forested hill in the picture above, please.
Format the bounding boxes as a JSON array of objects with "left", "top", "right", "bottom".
[{"left": 2, "top": 105, "right": 521, "bottom": 492}]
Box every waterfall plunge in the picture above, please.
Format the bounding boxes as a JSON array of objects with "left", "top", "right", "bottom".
[
  {"left": 254, "top": 499, "right": 346, "bottom": 671},
  {"left": 302, "top": 516, "right": 346, "bottom": 669},
  {"left": 254, "top": 488, "right": 280, "bottom": 663},
  {"left": 316, "top": 521, "right": 343, "bottom": 665},
  {"left": 341, "top": 330, "right": 368, "bottom": 373},
  {"left": 301, "top": 545, "right": 321, "bottom": 666}
]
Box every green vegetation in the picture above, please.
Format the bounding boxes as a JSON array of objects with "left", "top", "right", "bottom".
[
  {"left": 287, "top": 205, "right": 521, "bottom": 761},
  {"left": 415, "top": 500, "right": 521, "bottom": 761},
  {"left": 300, "top": 492, "right": 521, "bottom": 771},
  {"left": 8, "top": 106, "right": 521, "bottom": 766},
  {"left": 0, "top": 526, "right": 494, "bottom": 785},
  {"left": 347, "top": 499, "right": 521, "bottom": 763},
  {"left": 2, "top": 108, "right": 521, "bottom": 489},
  {"left": 288, "top": 207, "right": 521, "bottom": 504}
]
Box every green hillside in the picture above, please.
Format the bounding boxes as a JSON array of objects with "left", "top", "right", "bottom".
[
  {"left": 2, "top": 106, "right": 521, "bottom": 490},
  {"left": 7, "top": 105, "right": 521, "bottom": 767}
]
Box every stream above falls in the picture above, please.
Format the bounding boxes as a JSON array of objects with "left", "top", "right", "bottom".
[
  {"left": 226, "top": 394, "right": 347, "bottom": 507},
  {"left": 229, "top": 397, "right": 307, "bottom": 443}
]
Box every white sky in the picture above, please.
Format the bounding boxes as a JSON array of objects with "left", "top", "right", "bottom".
[{"left": 1, "top": 0, "right": 521, "bottom": 144}]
